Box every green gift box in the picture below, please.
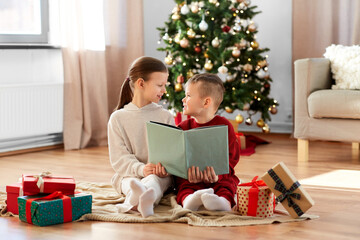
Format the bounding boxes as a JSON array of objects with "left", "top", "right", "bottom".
[{"left": 18, "top": 191, "right": 92, "bottom": 226}]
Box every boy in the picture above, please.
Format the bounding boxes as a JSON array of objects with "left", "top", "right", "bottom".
[{"left": 175, "top": 73, "right": 240, "bottom": 211}]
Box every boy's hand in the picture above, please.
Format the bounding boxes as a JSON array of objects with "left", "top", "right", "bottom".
[
  {"left": 188, "top": 166, "right": 203, "bottom": 183},
  {"left": 203, "top": 166, "right": 219, "bottom": 184},
  {"left": 143, "top": 163, "right": 156, "bottom": 177},
  {"left": 154, "top": 162, "right": 169, "bottom": 178}
]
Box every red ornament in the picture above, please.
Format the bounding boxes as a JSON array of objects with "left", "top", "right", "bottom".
[
  {"left": 177, "top": 75, "right": 185, "bottom": 83},
  {"left": 231, "top": 7, "right": 237, "bottom": 11},
  {"left": 264, "top": 83, "right": 270, "bottom": 89},
  {"left": 222, "top": 26, "right": 231, "bottom": 32},
  {"left": 195, "top": 46, "right": 202, "bottom": 53}
]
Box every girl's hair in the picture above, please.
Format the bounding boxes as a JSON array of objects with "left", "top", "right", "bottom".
[
  {"left": 115, "top": 56, "right": 168, "bottom": 110},
  {"left": 186, "top": 73, "right": 225, "bottom": 109}
]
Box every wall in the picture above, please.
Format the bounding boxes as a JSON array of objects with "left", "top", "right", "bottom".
[{"left": 143, "top": 0, "right": 293, "bottom": 133}]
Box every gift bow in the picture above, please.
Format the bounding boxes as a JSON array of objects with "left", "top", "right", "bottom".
[
  {"left": 238, "top": 176, "right": 267, "bottom": 188},
  {"left": 33, "top": 172, "right": 52, "bottom": 192},
  {"left": 268, "top": 169, "right": 304, "bottom": 216}
]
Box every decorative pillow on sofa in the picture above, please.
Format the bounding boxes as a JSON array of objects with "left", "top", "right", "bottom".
[{"left": 323, "top": 44, "right": 360, "bottom": 90}]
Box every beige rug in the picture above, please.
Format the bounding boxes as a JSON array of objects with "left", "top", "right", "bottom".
[{"left": 0, "top": 181, "right": 318, "bottom": 227}]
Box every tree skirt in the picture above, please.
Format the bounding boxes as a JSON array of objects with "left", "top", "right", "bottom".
[
  {"left": 0, "top": 182, "right": 318, "bottom": 227},
  {"left": 240, "top": 134, "right": 270, "bottom": 156}
]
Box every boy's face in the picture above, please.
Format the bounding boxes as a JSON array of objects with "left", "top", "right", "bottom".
[{"left": 182, "top": 82, "right": 206, "bottom": 117}]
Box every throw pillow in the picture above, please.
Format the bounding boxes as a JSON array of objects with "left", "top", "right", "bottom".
[{"left": 323, "top": 44, "right": 360, "bottom": 90}]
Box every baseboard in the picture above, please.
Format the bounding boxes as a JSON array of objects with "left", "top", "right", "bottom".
[
  {"left": 238, "top": 122, "right": 293, "bottom": 134},
  {"left": 0, "top": 143, "right": 64, "bottom": 157}
]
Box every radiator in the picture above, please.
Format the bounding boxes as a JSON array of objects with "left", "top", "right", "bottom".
[{"left": 0, "top": 82, "right": 64, "bottom": 152}]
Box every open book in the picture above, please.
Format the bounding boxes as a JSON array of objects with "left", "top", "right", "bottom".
[{"left": 146, "top": 121, "right": 229, "bottom": 179}]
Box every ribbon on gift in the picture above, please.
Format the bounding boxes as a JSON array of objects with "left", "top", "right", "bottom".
[
  {"left": 23, "top": 173, "right": 73, "bottom": 193},
  {"left": 267, "top": 169, "right": 304, "bottom": 216},
  {"left": 25, "top": 191, "right": 72, "bottom": 224},
  {"left": 238, "top": 176, "right": 267, "bottom": 216}
]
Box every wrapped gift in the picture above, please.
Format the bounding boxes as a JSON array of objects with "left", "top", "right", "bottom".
[
  {"left": 235, "top": 132, "right": 246, "bottom": 150},
  {"left": 237, "top": 176, "right": 275, "bottom": 218},
  {"left": 261, "top": 162, "right": 315, "bottom": 218},
  {"left": 22, "top": 172, "right": 75, "bottom": 194},
  {"left": 18, "top": 191, "right": 92, "bottom": 226},
  {"left": 6, "top": 183, "right": 36, "bottom": 214}
]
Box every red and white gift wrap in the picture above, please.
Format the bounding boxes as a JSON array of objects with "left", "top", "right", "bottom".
[
  {"left": 6, "top": 182, "right": 35, "bottom": 214},
  {"left": 22, "top": 172, "right": 75, "bottom": 195},
  {"left": 236, "top": 176, "right": 275, "bottom": 218}
]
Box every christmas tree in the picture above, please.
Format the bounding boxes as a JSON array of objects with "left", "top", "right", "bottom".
[{"left": 157, "top": 0, "right": 278, "bottom": 132}]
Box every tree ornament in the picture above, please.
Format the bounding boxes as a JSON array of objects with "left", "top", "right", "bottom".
[
  {"left": 245, "top": 117, "right": 253, "bottom": 125},
  {"left": 256, "top": 69, "right": 266, "bottom": 78},
  {"left": 250, "top": 41, "right": 259, "bottom": 49},
  {"left": 177, "top": 74, "right": 185, "bottom": 83},
  {"left": 257, "top": 59, "right": 267, "bottom": 68},
  {"left": 195, "top": 46, "right": 202, "bottom": 53},
  {"left": 270, "top": 106, "right": 278, "bottom": 114},
  {"left": 225, "top": 106, "right": 233, "bottom": 113},
  {"left": 180, "top": 38, "right": 189, "bottom": 48},
  {"left": 172, "top": 12, "right": 180, "bottom": 20},
  {"left": 256, "top": 119, "right": 265, "bottom": 128},
  {"left": 262, "top": 123, "right": 270, "bottom": 133},
  {"left": 239, "top": 39, "right": 247, "bottom": 48},
  {"left": 218, "top": 65, "right": 228, "bottom": 74},
  {"left": 199, "top": 17, "right": 209, "bottom": 31},
  {"left": 264, "top": 83, "right": 270, "bottom": 89},
  {"left": 232, "top": 48, "right": 241, "bottom": 58},
  {"left": 175, "top": 83, "right": 183, "bottom": 92},
  {"left": 204, "top": 60, "right": 213, "bottom": 71},
  {"left": 162, "top": 33, "right": 169, "bottom": 41},
  {"left": 243, "top": 63, "right": 253, "bottom": 72},
  {"left": 235, "top": 114, "right": 244, "bottom": 124},
  {"left": 209, "top": 0, "right": 218, "bottom": 4},
  {"left": 187, "top": 28, "right": 196, "bottom": 39},
  {"left": 187, "top": 70, "right": 194, "bottom": 79},
  {"left": 191, "top": 4, "right": 199, "bottom": 13},
  {"left": 174, "top": 33, "right": 181, "bottom": 44},
  {"left": 204, "top": 51, "right": 209, "bottom": 58},
  {"left": 222, "top": 25, "right": 231, "bottom": 33},
  {"left": 248, "top": 23, "right": 257, "bottom": 32},
  {"left": 180, "top": 4, "right": 190, "bottom": 15},
  {"left": 233, "top": 24, "right": 241, "bottom": 32},
  {"left": 211, "top": 37, "right": 220, "bottom": 48},
  {"left": 243, "top": 102, "right": 250, "bottom": 111},
  {"left": 164, "top": 55, "right": 173, "bottom": 65}
]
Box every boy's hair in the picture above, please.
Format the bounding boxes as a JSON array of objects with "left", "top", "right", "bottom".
[
  {"left": 186, "top": 73, "right": 225, "bottom": 109},
  {"left": 115, "top": 56, "right": 168, "bottom": 110}
]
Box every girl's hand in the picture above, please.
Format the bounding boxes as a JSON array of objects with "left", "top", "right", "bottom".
[
  {"left": 143, "top": 163, "right": 156, "bottom": 177},
  {"left": 203, "top": 166, "right": 219, "bottom": 184},
  {"left": 188, "top": 166, "right": 203, "bottom": 183},
  {"left": 154, "top": 162, "right": 169, "bottom": 178}
]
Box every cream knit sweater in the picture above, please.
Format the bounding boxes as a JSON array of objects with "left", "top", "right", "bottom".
[{"left": 108, "top": 102, "right": 174, "bottom": 194}]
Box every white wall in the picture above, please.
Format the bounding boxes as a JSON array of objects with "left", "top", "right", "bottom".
[{"left": 143, "top": 0, "right": 292, "bottom": 133}]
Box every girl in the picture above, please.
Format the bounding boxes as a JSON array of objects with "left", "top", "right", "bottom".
[{"left": 108, "top": 56, "right": 174, "bottom": 217}]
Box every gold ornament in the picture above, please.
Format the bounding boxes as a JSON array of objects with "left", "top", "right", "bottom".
[
  {"left": 175, "top": 83, "right": 183, "bottom": 92},
  {"left": 262, "top": 124, "right": 270, "bottom": 133},
  {"left": 172, "top": 12, "right": 180, "bottom": 20},
  {"left": 204, "top": 51, "right": 209, "bottom": 58},
  {"left": 225, "top": 106, "right": 233, "bottom": 113},
  {"left": 174, "top": 34, "right": 180, "bottom": 44},
  {"left": 209, "top": 0, "right": 218, "bottom": 4},
  {"left": 257, "top": 60, "right": 267, "bottom": 68},
  {"left": 256, "top": 119, "right": 265, "bottom": 128},
  {"left": 243, "top": 63, "right": 253, "bottom": 72},
  {"left": 250, "top": 41, "right": 259, "bottom": 49},
  {"left": 164, "top": 55, "right": 173, "bottom": 65},
  {"left": 191, "top": 5, "right": 199, "bottom": 13},
  {"left": 248, "top": 23, "right": 256, "bottom": 32},
  {"left": 270, "top": 106, "right": 278, "bottom": 114},
  {"left": 243, "top": 102, "right": 250, "bottom": 111},
  {"left": 245, "top": 117, "right": 253, "bottom": 125},
  {"left": 180, "top": 38, "right": 189, "bottom": 48},
  {"left": 235, "top": 114, "right": 244, "bottom": 124},
  {"left": 239, "top": 39, "right": 247, "bottom": 48},
  {"left": 232, "top": 48, "right": 241, "bottom": 58},
  {"left": 187, "top": 29, "right": 196, "bottom": 39},
  {"left": 204, "top": 60, "right": 213, "bottom": 71},
  {"left": 187, "top": 70, "right": 194, "bottom": 79}
]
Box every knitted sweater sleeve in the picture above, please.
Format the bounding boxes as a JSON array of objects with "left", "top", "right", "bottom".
[{"left": 107, "top": 113, "right": 145, "bottom": 178}]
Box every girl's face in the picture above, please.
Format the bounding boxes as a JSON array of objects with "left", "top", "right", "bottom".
[
  {"left": 182, "top": 82, "right": 205, "bottom": 117},
  {"left": 143, "top": 72, "right": 168, "bottom": 104}
]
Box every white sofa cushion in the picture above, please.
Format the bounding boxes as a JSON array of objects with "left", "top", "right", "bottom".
[
  {"left": 308, "top": 89, "right": 360, "bottom": 119},
  {"left": 323, "top": 44, "right": 360, "bottom": 90}
]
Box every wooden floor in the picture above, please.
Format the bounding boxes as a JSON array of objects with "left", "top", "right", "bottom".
[{"left": 1, "top": 133, "right": 360, "bottom": 240}]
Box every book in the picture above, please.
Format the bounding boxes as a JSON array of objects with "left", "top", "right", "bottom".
[{"left": 146, "top": 121, "right": 229, "bottom": 179}]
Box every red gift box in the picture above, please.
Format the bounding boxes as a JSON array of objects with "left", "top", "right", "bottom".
[
  {"left": 237, "top": 176, "right": 275, "bottom": 218},
  {"left": 235, "top": 132, "right": 246, "bottom": 150},
  {"left": 22, "top": 173, "right": 75, "bottom": 195},
  {"left": 6, "top": 183, "right": 35, "bottom": 214}
]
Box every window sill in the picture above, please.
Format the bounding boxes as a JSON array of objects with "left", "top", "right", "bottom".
[{"left": 0, "top": 44, "right": 61, "bottom": 49}]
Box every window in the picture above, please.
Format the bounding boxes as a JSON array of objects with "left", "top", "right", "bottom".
[{"left": 0, "top": 0, "right": 49, "bottom": 43}]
